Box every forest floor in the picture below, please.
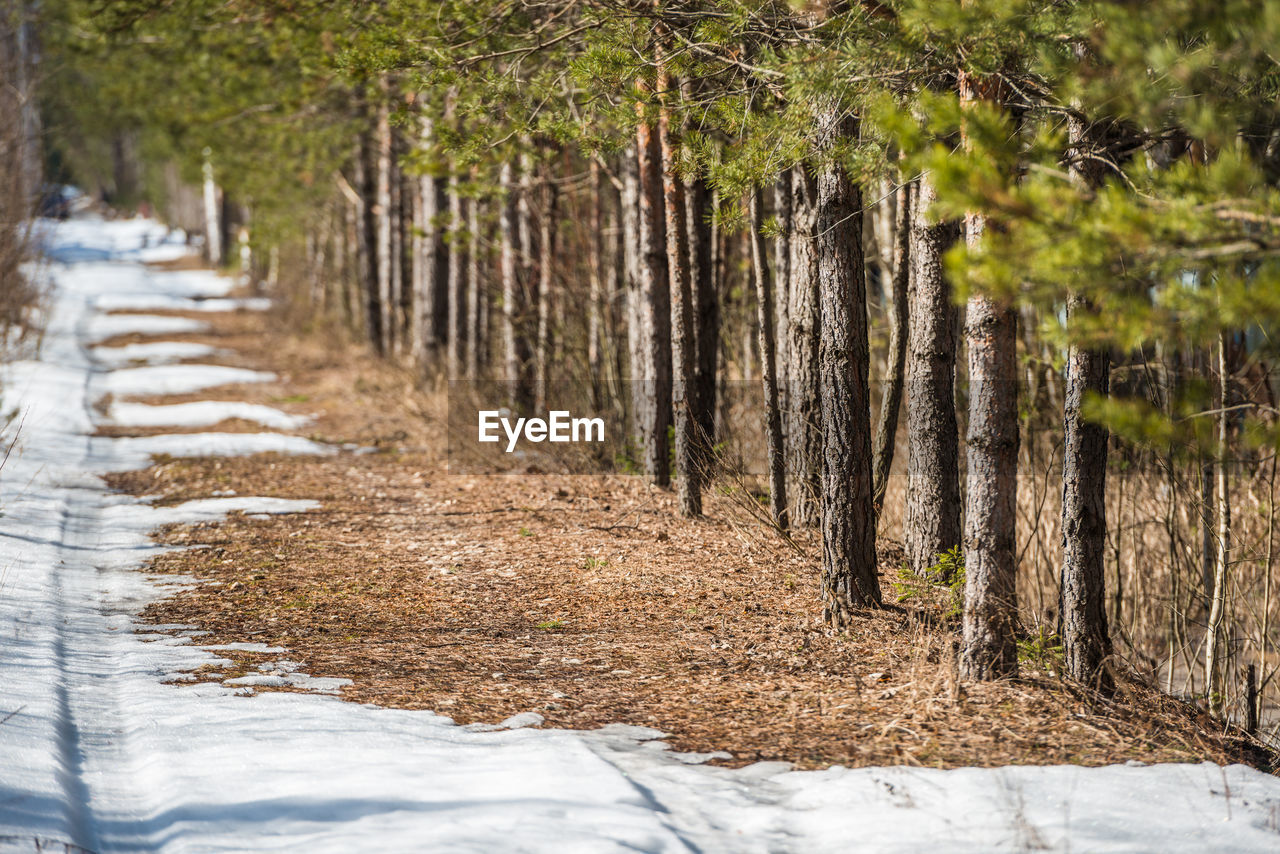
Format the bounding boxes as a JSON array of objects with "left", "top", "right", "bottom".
[{"left": 103, "top": 277, "right": 1272, "bottom": 774}]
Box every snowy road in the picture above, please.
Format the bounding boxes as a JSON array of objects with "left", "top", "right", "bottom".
[{"left": 1, "top": 217, "right": 1278, "bottom": 853}]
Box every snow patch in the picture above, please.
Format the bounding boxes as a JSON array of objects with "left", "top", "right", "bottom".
[
  {"left": 108, "top": 400, "right": 311, "bottom": 430},
  {"left": 93, "top": 363, "right": 276, "bottom": 397},
  {"left": 92, "top": 341, "right": 221, "bottom": 367}
]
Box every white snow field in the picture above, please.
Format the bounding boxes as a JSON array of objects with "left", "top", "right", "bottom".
[{"left": 0, "top": 216, "right": 1277, "bottom": 853}]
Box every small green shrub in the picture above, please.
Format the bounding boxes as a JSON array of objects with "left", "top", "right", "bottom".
[
  {"left": 893, "top": 546, "right": 966, "bottom": 619},
  {"left": 1018, "top": 627, "right": 1064, "bottom": 673}
]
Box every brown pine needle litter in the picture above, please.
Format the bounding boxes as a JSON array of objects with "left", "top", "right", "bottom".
[{"left": 101, "top": 304, "right": 1275, "bottom": 773}]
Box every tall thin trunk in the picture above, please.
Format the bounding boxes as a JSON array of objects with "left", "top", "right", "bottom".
[
  {"left": 622, "top": 147, "right": 645, "bottom": 436},
  {"left": 687, "top": 175, "right": 718, "bottom": 465},
  {"left": 446, "top": 171, "right": 467, "bottom": 380},
  {"left": 416, "top": 116, "right": 448, "bottom": 356},
  {"left": 535, "top": 163, "right": 558, "bottom": 413},
  {"left": 410, "top": 160, "right": 426, "bottom": 360},
  {"left": 465, "top": 167, "right": 482, "bottom": 380},
  {"left": 871, "top": 177, "right": 911, "bottom": 514},
  {"left": 773, "top": 171, "right": 792, "bottom": 434},
  {"left": 1206, "top": 330, "right": 1231, "bottom": 717},
  {"left": 374, "top": 97, "right": 394, "bottom": 357},
  {"left": 1060, "top": 298, "right": 1112, "bottom": 689},
  {"left": 500, "top": 160, "right": 531, "bottom": 410},
  {"left": 1060, "top": 114, "right": 1113, "bottom": 690},
  {"left": 589, "top": 159, "right": 605, "bottom": 408},
  {"left": 959, "top": 72, "right": 1020, "bottom": 682},
  {"left": 635, "top": 98, "right": 672, "bottom": 486},
  {"left": 356, "top": 131, "right": 381, "bottom": 348},
  {"left": 389, "top": 143, "right": 405, "bottom": 356},
  {"left": 904, "top": 173, "right": 963, "bottom": 573},
  {"left": 787, "top": 167, "right": 822, "bottom": 527},
  {"left": 815, "top": 110, "right": 880, "bottom": 626},
  {"left": 750, "top": 188, "right": 788, "bottom": 530},
  {"left": 659, "top": 86, "right": 700, "bottom": 515},
  {"left": 201, "top": 149, "right": 222, "bottom": 267}
]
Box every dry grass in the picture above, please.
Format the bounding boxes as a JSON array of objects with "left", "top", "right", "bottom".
[{"left": 104, "top": 302, "right": 1276, "bottom": 773}]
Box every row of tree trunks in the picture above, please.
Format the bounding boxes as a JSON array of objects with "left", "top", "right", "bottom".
[{"left": 326, "top": 89, "right": 1119, "bottom": 695}]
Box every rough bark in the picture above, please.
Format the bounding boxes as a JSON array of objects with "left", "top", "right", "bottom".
[
  {"left": 871, "top": 178, "right": 911, "bottom": 515},
  {"left": 750, "top": 188, "right": 788, "bottom": 531},
  {"left": 1060, "top": 113, "right": 1114, "bottom": 690},
  {"left": 904, "top": 173, "right": 963, "bottom": 574},
  {"left": 659, "top": 91, "right": 700, "bottom": 515},
  {"left": 786, "top": 167, "right": 822, "bottom": 528},
  {"left": 815, "top": 110, "right": 881, "bottom": 626},
  {"left": 687, "top": 175, "right": 718, "bottom": 466},
  {"left": 960, "top": 244, "right": 1020, "bottom": 680},
  {"left": 959, "top": 70, "right": 1020, "bottom": 682},
  {"left": 634, "top": 100, "right": 672, "bottom": 486},
  {"left": 1060, "top": 298, "right": 1112, "bottom": 689}
]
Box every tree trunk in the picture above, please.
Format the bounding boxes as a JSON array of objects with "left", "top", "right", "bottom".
[
  {"left": 635, "top": 98, "right": 672, "bottom": 486},
  {"left": 787, "top": 167, "right": 822, "bottom": 527},
  {"left": 588, "top": 159, "right": 605, "bottom": 409},
  {"left": 960, "top": 230, "right": 1020, "bottom": 680},
  {"left": 687, "top": 175, "right": 718, "bottom": 468},
  {"left": 500, "top": 160, "right": 532, "bottom": 410},
  {"left": 773, "top": 171, "right": 792, "bottom": 434},
  {"left": 415, "top": 116, "right": 448, "bottom": 357},
  {"left": 535, "top": 162, "right": 558, "bottom": 413},
  {"left": 871, "top": 177, "right": 911, "bottom": 515},
  {"left": 1060, "top": 114, "right": 1113, "bottom": 690},
  {"left": 201, "top": 149, "right": 222, "bottom": 267},
  {"left": 356, "top": 131, "right": 381, "bottom": 349},
  {"left": 622, "top": 146, "right": 645, "bottom": 429},
  {"left": 959, "top": 70, "right": 1020, "bottom": 681},
  {"left": 389, "top": 143, "right": 405, "bottom": 356},
  {"left": 1206, "top": 330, "right": 1231, "bottom": 717},
  {"left": 904, "top": 173, "right": 963, "bottom": 574},
  {"left": 815, "top": 110, "right": 881, "bottom": 626},
  {"left": 750, "top": 188, "right": 788, "bottom": 531},
  {"left": 374, "top": 97, "right": 394, "bottom": 357},
  {"left": 1060, "top": 298, "right": 1112, "bottom": 689},
  {"left": 446, "top": 171, "right": 467, "bottom": 380},
  {"left": 659, "top": 88, "right": 700, "bottom": 515},
  {"left": 465, "top": 167, "right": 483, "bottom": 380}
]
